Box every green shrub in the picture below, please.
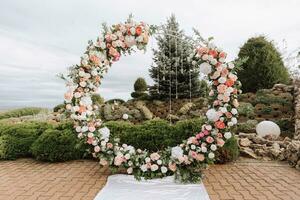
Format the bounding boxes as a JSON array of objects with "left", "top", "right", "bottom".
[
  {"left": 134, "top": 77, "right": 147, "bottom": 92},
  {"left": 105, "top": 99, "right": 125, "bottom": 104},
  {"left": 238, "top": 36, "right": 290, "bottom": 92},
  {"left": 236, "top": 120, "right": 257, "bottom": 133},
  {"left": 105, "top": 118, "right": 206, "bottom": 152},
  {"left": 215, "top": 136, "right": 239, "bottom": 164},
  {"left": 53, "top": 104, "right": 65, "bottom": 112},
  {"left": 0, "top": 107, "right": 45, "bottom": 120},
  {"left": 92, "top": 94, "right": 105, "bottom": 105},
  {"left": 31, "top": 128, "right": 83, "bottom": 162},
  {"left": 238, "top": 102, "right": 255, "bottom": 118},
  {"left": 131, "top": 91, "right": 150, "bottom": 100},
  {"left": 0, "top": 122, "right": 50, "bottom": 160}
]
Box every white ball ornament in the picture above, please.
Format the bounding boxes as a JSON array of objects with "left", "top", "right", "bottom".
[
  {"left": 122, "top": 113, "right": 129, "bottom": 120},
  {"left": 199, "top": 62, "right": 212, "bottom": 75},
  {"left": 256, "top": 121, "right": 280, "bottom": 138}
]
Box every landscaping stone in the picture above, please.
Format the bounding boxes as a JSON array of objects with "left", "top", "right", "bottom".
[{"left": 239, "top": 138, "right": 252, "bottom": 147}]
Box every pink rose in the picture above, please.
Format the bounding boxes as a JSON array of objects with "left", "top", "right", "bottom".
[
  {"left": 206, "top": 136, "right": 214, "bottom": 144},
  {"left": 221, "top": 68, "right": 229, "bottom": 77},
  {"left": 88, "top": 126, "right": 96, "bottom": 132},
  {"left": 189, "top": 150, "right": 198, "bottom": 159},
  {"left": 203, "top": 130, "right": 209, "bottom": 136},
  {"left": 209, "top": 90, "right": 214, "bottom": 96},
  {"left": 114, "top": 155, "right": 124, "bottom": 166},
  {"left": 107, "top": 143, "right": 113, "bottom": 149},
  {"left": 219, "top": 52, "right": 227, "bottom": 58},
  {"left": 87, "top": 137, "right": 93, "bottom": 144},
  {"left": 94, "top": 146, "right": 100, "bottom": 153}
]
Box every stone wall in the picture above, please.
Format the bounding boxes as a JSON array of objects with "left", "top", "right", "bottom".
[{"left": 293, "top": 79, "right": 300, "bottom": 140}]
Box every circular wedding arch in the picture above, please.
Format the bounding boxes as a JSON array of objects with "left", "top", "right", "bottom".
[{"left": 63, "top": 16, "right": 241, "bottom": 183}]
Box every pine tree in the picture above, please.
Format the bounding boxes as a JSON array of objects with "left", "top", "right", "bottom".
[{"left": 149, "top": 15, "right": 202, "bottom": 99}]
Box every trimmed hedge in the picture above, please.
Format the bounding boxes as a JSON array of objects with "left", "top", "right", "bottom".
[
  {"left": 0, "top": 107, "right": 45, "bottom": 120},
  {"left": 0, "top": 118, "right": 240, "bottom": 163},
  {"left": 0, "top": 122, "right": 50, "bottom": 160}
]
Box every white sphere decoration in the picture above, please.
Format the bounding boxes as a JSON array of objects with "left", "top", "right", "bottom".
[
  {"left": 199, "top": 62, "right": 212, "bottom": 75},
  {"left": 256, "top": 121, "right": 281, "bottom": 138}
]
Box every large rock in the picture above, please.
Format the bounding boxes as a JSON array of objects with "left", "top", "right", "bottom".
[
  {"left": 240, "top": 147, "right": 258, "bottom": 159},
  {"left": 239, "top": 138, "right": 252, "bottom": 147},
  {"left": 135, "top": 101, "right": 153, "bottom": 120},
  {"left": 256, "top": 121, "right": 281, "bottom": 138},
  {"left": 178, "top": 102, "right": 195, "bottom": 115}
]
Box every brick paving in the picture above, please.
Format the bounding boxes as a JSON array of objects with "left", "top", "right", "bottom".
[{"left": 0, "top": 158, "right": 299, "bottom": 200}]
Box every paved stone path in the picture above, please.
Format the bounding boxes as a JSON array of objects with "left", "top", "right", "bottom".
[{"left": 0, "top": 158, "right": 299, "bottom": 200}]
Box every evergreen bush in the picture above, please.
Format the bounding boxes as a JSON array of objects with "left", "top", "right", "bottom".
[{"left": 238, "top": 36, "right": 290, "bottom": 92}]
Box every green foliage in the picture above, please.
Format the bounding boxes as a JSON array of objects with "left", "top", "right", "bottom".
[
  {"left": 105, "top": 99, "right": 125, "bottom": 104},
  {"left": 215, "top": 136, "right": 239, "bottom": 164},
  {"left": 238, "top": 102, "right": 255, "bottom": 118},
  {"left": 134, "top": 77, "right": 147, "bottom": 92},
  {"left": 253, "top": 92, "right": 291, "bottom": 106},
  {"left": 105, "top": 118, "right": 205, "bottom": 152},
  {"left": 0, "top": 107, "right": 45, "bottom": 120},
  {"left": 0, "top": 122, "right": 50, "bottom": 160},
  {"left": 31, "top": 126, "right": 84, "bottom": 162},
  {"left": 236, "top": 120, "right": 257, "bottom": 133},
  {"left": 238, "top": 36, "right": 290, "bottom": 92},
  {"left": 53, "top": 104, "right": 65, "bottom": 112},
  {"left": 92, "top": 94, "right": 105, "bottom": 105}
]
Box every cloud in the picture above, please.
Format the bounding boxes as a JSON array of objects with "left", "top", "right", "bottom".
[{"left": 0, "top": 0, "right": 300, "bottom": 110}]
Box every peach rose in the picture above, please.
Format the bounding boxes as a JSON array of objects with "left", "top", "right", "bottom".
[
  {"left": 168, "top": 162, "right": 177, "bottom": 172},
  {"left": 135, "top": 26, "right": 142, "bottom": 35},
  {"left": 221, "top": 68, "right": 229, "bottom": 77},
  {"left": 233, "top": 99, "right": 239, "bottom": 108},
  {"left": 114, "top": 155, "right": 124, "bottom": 166},
  {"left": 217, "top": 138, "right": 225, "bottom": 147},
  {"left": 150, "top": 153, "right": 160, "bottom": 161},
  {"left": 225, "top": 79, "right": 235, "bottom": 87},
  {"left": 90, "top": 55, "right": 100, "bottom": 65},
  {"left": 223, "top": 96, "right": 230, "bottom": 102},
  {"left": 196, "top": 154, "right": 205, "bottom": 161},
  {"left": 78, "top": 106, "right": 86, "bottom": 114},
  {"left": 208, "top": 50, "right": 218, "bottom": 58},
  {"left": 107, "top": 143, "right": 113, "bottom": 149},
  {"left": 219, "top": 52, "right": 227, "bottom": 58},
  {"left": 64, "top": 91, "right": 73, "bottom": 102},
  {"left": 225, "top": 112, "right": 233, "bottom": 118},
  {"left": 217, "top": 84, "right": 227, "bottom": 94}
]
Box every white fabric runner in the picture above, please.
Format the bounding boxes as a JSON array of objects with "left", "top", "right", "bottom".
[{"left": 94, "top": 174, "right": 210, "bottom": 200}]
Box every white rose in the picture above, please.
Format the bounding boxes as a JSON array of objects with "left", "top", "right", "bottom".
[
  {"left": 210, "top": 144, "right": 217, "bottom": 151},
  {"left": 199, "top": 62, "right": 212, "bottom": 75},
  {"left": 228, "top": 122, "right": 234, "bottom": 127},
  {"left": 218, "top": 77, "right": 226, "bottom": 84},
  {"left": 151, "top": 164, "right": 159, "bottom": 171},
  {"left": 79, "top": 71, "right": 86, "bottom": 77},
  {"left": 140, "top": 165, "right": 147, "bottom": 172},
  {"left": 99, "top": 127, "right": 110, "bottom": 140},
  {"left": 136, "top": 35, "right": 143, "bottom": 42},
  {"left": 171, "top": 146, "right": 183, "bottom": 159},
  {"left": 125, "top": 35, "right": 136, "bottom": 47},
  {"left": 87, "top": 132, "right": 94, "bottom": 138},
  {"left": 210, "top": 59, "right": 217, "bottom": 65},
  {"left": 228, "top": 62, "right": 235, "bottom": 69},
  {"left": 74, "top": 92, "right": 81, "bottom": 98},
  {"left": 145, "top": 157, "right": 151, "bottom": 163},
  {"left": 79, "top": 81, "right": 87, "bottom": 87},
  {"left": 157, "top": 160, "right": 162, "bottom": 165},
  {"left": 224, "top": 132, "right": 232, "bottom": 139},
  {"left": 206, "top": 109, "right": 219, "bottom": 122},
  {"left": 130, "top": 27, "right": 136, "bottom": 35},
  {"left": 75, "top": 126, "right": 81, "bottom": 133},
  {"left": 231, "top": 117, "right": 237, "bottom": 124},
  {"left": 125, "top": 145, "right": 135, "bottom": 154},
  {"left": 231, "top": 108, "right": 238, "bottom": 115},
  {"left": 127, "top": 167, "right": 133, "bottom": 174},
  {"left": 201, "top": 146, "right": 207, "bottom": 153},
  {"left": 80, "top": 96, "right": 92, "bottom": 106},
  {"left": 220, "top": 107, "right": 227, "bottom": 113},
  {"left": 161, "top": 166, "right": 168, "bottom": 174},
  {"left": 208, "top": 152, "right": 215, "bottom": 159},
  {"left": 91, "top": 70, "right": 98, "bottom": 76},
  {"left": 81, "top": 126, "right": 88, "bottom": 132},
  {"left": 191, "top": 145, "right": 196, "bottom": 150},
  {"left": 125, "top": 154, "right": 130, "bottom": 160}
]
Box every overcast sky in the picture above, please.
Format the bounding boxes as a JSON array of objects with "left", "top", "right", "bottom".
[{"left": 0, "top": 0, "right": 299, "bottom": 110}]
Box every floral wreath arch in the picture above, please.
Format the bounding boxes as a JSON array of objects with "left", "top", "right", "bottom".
[{"left": 63, "top": 16, "right": 241, "bottom": 183}]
